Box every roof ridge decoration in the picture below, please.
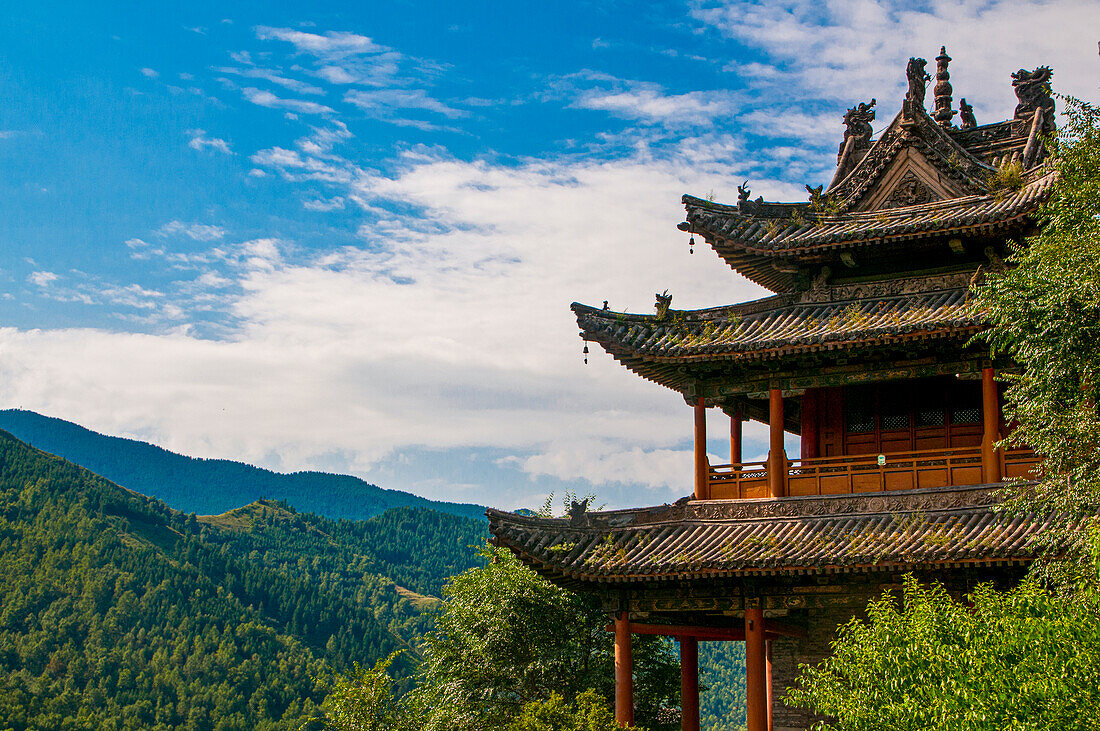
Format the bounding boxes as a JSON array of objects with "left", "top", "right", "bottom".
[
  {"left": 833, "top": 98, "right": 877, "bottom": 185},
  {"left": 933, "top": 47, "right": 956, "bottom": 128},
  {"left": 1012, "top": 66, "right": 1055, "bottom": 134},
  {"left": 675, "top": 52, "right": 1054, "bottom": 291}
]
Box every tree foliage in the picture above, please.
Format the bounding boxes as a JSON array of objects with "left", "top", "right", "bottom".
[
  {"left": 977, "top": 96, "right": 1100, "bottom": 536},
  {"left": 321, "top": 543, "right": 680, "bottom": 731},
  {"left": 697, "top": 642, "right": 746, "bottom": 731},
  {"left": 506, "top": 690, "right": 643, "bottom": 731},
  {"left": 785, "top": 574, "right": 1100, "bottom": 730},
  {"left": 319, "top": 651, "right": 411, "bottom": 731},
  {"left": 411, "top": 544, "right": 679, "bottom": 730}
]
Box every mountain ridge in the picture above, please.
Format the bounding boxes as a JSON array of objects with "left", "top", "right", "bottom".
[
  {"left": 0, "top": 426, "right": 487, "bottom": 728},
  {"left": 0, "top": 409, "right": 485, "bottom": 521}
]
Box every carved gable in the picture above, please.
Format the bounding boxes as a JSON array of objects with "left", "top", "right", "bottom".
[
  {"left": 854, "top": 145, "right": 972, "bottom": 212},
  {"left": 828, "top": 107, "right": 992, "bottom": 213},
  {"left": 881, "top": 172, "right": 936, "bottom": 208}
]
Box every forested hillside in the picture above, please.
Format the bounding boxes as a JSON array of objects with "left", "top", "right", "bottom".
[
  {"left": 0, "top": 429, "right": 486, "bottom": 729},
  {"left": 699, "top": 643, "right": 747, "bottom": 730},
  {"left": 0, "top": 409, "right": 484, "bottom": 521}
]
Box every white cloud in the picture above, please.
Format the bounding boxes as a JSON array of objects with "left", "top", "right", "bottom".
[
  {"left": 158, "top": 220, "right": 227, "bottom": 242},
  {"left": 254, "top": 27, "right": 385, "bottom": 59},
  {"left": 214, "top": 66, "right": 325, "bottom": 95},
  {"left": 99, "top": 283, "right": 165, "bottom": 310},
  {"left": 302, "top": 196, "right": 346, "bottom": 211},
  {"left": 574, "top": 81, "right": 742, "bottom": 126},
  {"left": 344, "top": 88, "right": 466, "bottom": 120},
  {"left": 250, "top": 147, "right": 355, "bottom": 183},
  {"left": 187, "top": 130, "right": 233, "bottom": 154},
  {"left": 241, "top": 87, "right": 335, "bottom": 116},
  {"left": 140, "top": 67, "right": 159, "bottom": 79},
  {"left": 693, "top": 0, "right": 1100, "bottom": 121},
  {"left": 316, "top": 65, "right": 358, "bottom": 84},
  {"left": 28, "top": 271, "right": 59, "bottom": 287}
]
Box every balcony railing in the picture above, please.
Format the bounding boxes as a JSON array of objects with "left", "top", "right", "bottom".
[{"left": 708, "top": 447, "right": 1041, "bottom": 500}]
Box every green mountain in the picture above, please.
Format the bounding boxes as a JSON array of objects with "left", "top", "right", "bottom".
[
  {"left": 0, "top": 409, "right": 484, "bottom": 521},
  {"left": 0, "top": 429, "right": 487, "bottom": 729},
  {"left": 699, "top": 642, "right": 747, "bottom": 730}
]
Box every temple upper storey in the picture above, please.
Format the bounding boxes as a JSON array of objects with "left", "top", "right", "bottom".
[{"left": 676, "top": 56, "right": 1056, "bottom": 293}]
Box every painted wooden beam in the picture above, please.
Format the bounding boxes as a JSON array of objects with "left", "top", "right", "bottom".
[{"left": 606, "top": 623, "right": 746, "bottom": 641}]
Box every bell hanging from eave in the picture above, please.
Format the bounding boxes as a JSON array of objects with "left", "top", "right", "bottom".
[{"left": 582, "top": 340, "right": 590, "bottom": 365}]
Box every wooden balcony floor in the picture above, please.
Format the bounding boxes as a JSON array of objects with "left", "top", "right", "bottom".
[{"left": 708, "top": 447, "right": 1040, "bottom": 500}]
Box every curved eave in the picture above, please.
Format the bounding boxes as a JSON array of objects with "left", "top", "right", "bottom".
[
  {"left": 682, "top": 172, "right": 1051, "bottom": 258},
  {"left": 572, "top": 291, "right": 987, "bottom": 381},
  {"left": 486, "top": 486, "right": 1059, "bottom": 589}
]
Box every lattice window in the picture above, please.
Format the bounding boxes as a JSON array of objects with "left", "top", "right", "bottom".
[
  {"left": 951, "top": 406, "right": 981, "bottom": 424},
  {"left": 845, "top": 387, "right": 876, "bottom": 434},
  {"left": 916, "top": 407, "right": 945, "bottom": 427},
  {"left": 882, "top": 413, "right": 910, "bottom": 430}
]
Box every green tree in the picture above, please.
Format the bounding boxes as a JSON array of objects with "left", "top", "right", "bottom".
[
  {"left": 507, "top": 690, "right": 643, "bottom": 731},
  {"left": 320, "top": 543, "right": 679, "bottom": 731},
  {"left": 318, "top": 651, "right": 417, "bottom": 731},
  {"left": 410, "top": 544, "right": 678, "bottom": 730},
  {"left": 977, "top": 95, "right": 1100, "bottom": 565},
  {"left": 785, "top": 574, "right": 1100, "bottom": 730}
]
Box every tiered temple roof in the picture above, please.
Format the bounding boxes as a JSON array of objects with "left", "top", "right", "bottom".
[{"left": 569, "top": 62, "right": 1057, "bottom": 403}]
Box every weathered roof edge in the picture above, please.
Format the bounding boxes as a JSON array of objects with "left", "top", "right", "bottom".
[{"left": 488, "top": 483, "right": 1061, "bottom": 586}]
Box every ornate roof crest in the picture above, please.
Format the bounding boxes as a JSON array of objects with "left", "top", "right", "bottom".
[
  {"left": 1012, "top": 66, "right": 1055, "bottom": 134},
  {"left": 905, "top": 57, "right": 931, "bottom": 113},
  {"left": 838, "top": 98, "right": 876, "bottom": 163},
  {"left": 933, "top": 46, "right": 955, "bottom": 128},
  {"left": 655, "top": 290, "right": 672, "bottom": 320}
]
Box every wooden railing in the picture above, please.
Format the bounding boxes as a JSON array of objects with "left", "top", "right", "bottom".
[{"left": 708, "top": 447, "right": 1041, "bottom": 500}]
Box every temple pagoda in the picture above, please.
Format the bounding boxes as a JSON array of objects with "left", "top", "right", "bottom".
[{"left": 488, "top": 51, "right": 1061, "bottom": 731}]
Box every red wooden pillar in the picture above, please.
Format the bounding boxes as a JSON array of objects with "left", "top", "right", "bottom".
[
  {"left": 731, "top": 408, "right": 743, "bottom": 465},
  {"left": 745, "top": 607, "right": 768, "bottom": 731},
  {"left": 615, "top": 611, "right": 634, "bottom": 726},
  {"left": 800, "top": 389, "right": 819, "bottom": 460},
  {"left": 766, "top": 640, "right": 774, "bottom": 731},
  {"left": 981, "top": 367, "right": 1003, "bottom": 483},
  {"left": 694, "top": 397, "right": 708, "bottom": 500},
  {"left": 767, "top": 389, "right": 787, "bottom": 497},
  {"left": 680, "top": 637, "right": 700, "bottom": 731}
]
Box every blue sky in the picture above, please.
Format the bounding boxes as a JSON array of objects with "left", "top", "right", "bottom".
[{"left": 0, "top": 0, "right": 1097, "bottom": 510}]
